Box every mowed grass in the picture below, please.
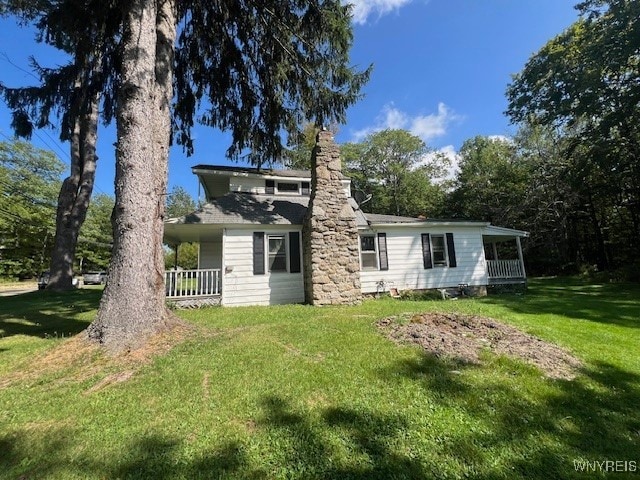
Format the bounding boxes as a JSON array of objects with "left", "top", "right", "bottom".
[{"left": 1, "top": 278, "right": 639, "bottom": 479}]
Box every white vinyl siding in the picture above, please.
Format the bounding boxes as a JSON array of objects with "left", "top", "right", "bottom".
[
  {"left": 221, "top": 227, "right": 304, "bottom": 306},
  {"left": 359, "top": 227, "right": 488, "bottom": 294},
  {"left": 229, "top": 176, "right": 265, "bottom": 194}
]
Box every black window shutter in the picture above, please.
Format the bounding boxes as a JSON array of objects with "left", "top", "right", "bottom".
[
  {"left": 253, "top": 232, "right": 265, "bottom": 274},
  {"left": 289, "top": 232, "right": 301, "bottom": 273},
  {"left": 301, "top": 182, "right": 310, "bottom": 195},
  {"left": 446, "top": 233, "right": 457, "bottom": 267},
  {"left": 265, "top": 180, "right": 275, "bottom": 194},
  {"left": 421, "top": 233, "right": 433, "bottom": 269},
  {"left": 378, "top": 233, "right": 389, "bottom": 270}
]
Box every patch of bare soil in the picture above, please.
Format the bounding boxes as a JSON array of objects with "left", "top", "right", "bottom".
[{"left": 377, "top": 313, "right": 582, "bottom": 380}]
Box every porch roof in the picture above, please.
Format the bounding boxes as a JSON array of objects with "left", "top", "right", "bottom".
[{"left": 482, "top": 225, "right": 529, "bottom": 242}]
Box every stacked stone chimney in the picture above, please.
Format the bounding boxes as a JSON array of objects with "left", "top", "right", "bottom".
[{"left": 303, "top": 130, "right": 362, "bottom": 305}]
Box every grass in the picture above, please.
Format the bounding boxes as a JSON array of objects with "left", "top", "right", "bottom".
[{"left": 1, "top": 278, "right": 639, "bottom": 479}]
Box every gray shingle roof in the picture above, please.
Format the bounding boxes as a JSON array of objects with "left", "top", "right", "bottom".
[
  {"left": 167, "top": 192, "right": 456, "bottom": 228},
  {"left": 365, "top": 213, "right": 427, "bottom": 224},
  {"left": 168, "top": 193, "right": 309, "bottom": 225}
]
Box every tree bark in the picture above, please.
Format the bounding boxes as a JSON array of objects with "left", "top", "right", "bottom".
[
  {"left": 47, "top": 92, "right": 99, "bottom": 291},
  {"left": 87, "top": 0, "right": 177, "bottom": 352}
]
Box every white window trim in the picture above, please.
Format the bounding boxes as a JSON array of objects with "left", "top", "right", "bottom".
[{"left": 359, "top": 234, "right": 379, "bottom": 270}]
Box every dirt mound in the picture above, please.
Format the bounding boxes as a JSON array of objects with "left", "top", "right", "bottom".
[{"left": 377, "top": 313, "right": 582, "bottom": 380}]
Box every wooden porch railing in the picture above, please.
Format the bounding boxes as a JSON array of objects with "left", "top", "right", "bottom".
[
  {"left": 165, "top": 269, "right": 221, "bottom": 298},
  {"left": 486, "top": 260, "right": 525, "bottom": 279}
]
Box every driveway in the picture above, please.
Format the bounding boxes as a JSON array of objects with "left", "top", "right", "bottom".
[{"left": 0, "top": 285, "right": 38, "bottom": 297}]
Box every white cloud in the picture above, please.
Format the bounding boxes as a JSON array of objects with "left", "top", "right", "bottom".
[
  {"left": 351, "top": 102, "right": 462, "bottom": 143},
  {"left": 346, "top": 0, "right": 415, "bottom": 25}
]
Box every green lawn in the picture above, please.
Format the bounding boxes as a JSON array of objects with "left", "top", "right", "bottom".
[{"left": 1, "top": 278, "right": 639, "bottom": 479}]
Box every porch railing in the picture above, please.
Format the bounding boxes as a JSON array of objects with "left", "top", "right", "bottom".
[
  {"left": 486, "top": 260, "right": 525, "bottom": 279},
  {"left": 165, "top": 269, "right": 221, "bottom": 298}
]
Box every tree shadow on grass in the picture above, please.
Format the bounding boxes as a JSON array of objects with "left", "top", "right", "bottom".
[
  {"left": 0, "top": 289, "right": 100, "bottom": 339},
  {"left": 4, "top": 356, "right": 638, "bottom": 479},
  {"left": 387, "top": 352, "right": 640, "bottom": 479},
  {"left": 481, "top": 277, "right": 640, "bottom": 329},
  {"left": 0, "top": 428, "right": 263, "bottom": 480},
  {"left": 257, "top": 395, "right": 428, "bottom": 479}
]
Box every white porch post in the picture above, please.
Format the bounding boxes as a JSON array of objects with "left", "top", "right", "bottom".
[
  {"left": 492, "top": 242, "right": 498, "bottom": 261},
  {"left": 516, "top": 236, "right": 526, "bottom": 278}
]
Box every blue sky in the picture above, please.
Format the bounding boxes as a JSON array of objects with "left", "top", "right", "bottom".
[{"left": 0, "top": 0, "right": 579, "bottom": 201}]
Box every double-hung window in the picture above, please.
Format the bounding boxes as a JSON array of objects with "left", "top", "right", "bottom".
[
  {"left": 253, "top": 232, "right": 302, "bottom": 275},
  {"left": 431, "top": 234, "right": 448, "bottom": 267},
  {"left": 359, "top": 233, "right": 388, "bottom": 270},
  {"left": 267, "top": 235, "right": 287, "bottom": 272},
  {"left": 422, "top": 233, "right": 457, "bottom": 269},
  {"left": 360, "top": 235, "right": 377, "bottom": 270}
]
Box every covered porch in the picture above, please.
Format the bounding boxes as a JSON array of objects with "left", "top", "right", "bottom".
[
  {"left": 482, "top": 225, "right": 528, "bottom": 284},
  {"left": 164, "top": 221, "right": 224, "bottom": 302}
]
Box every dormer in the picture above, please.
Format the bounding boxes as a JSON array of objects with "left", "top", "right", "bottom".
[{"left": 191, "top": 164, "right": 351, "bottom": 201}]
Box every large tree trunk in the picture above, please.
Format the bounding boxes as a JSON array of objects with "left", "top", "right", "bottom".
[
  {"left": 47, "top": 93, "right": 99, "bottom": 291},
  {"left": 87, "top": 0, "right": 177, "bottom": 352}
]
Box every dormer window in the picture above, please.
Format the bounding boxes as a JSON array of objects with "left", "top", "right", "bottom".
[
  {"left": 277, "top": 182, "right": 299, "bottom": 193},
  {"left": 264, "top": 179, "right": 308, "bottom": 195}
]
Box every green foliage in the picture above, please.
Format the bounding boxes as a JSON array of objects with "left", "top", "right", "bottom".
[
  {"left": 166, "top": 186, "right": 195, "bottom": 219},
  {"left": 506, "top": 0, "right": 640, "bottom": 273},
  {"left": 1, "top": 278, "right": 639, "bottom": 478},
  {"left": 164, "top": 186, "right": 197, "bottom": 269},
  {"left": 343, "top": 129, "right": 448, "bottom": 217},
  {"left": 282, "top": 122, "right": 321, "bottom": 170},
  {"left": 76, "top": 193, "right": 113, "bottom": 271},
  {"left": 0, "top": 139, "right": 64, "bottom": 278},
  {"left": 0, "top": 0, "right": 121, "bottom": 142},
  {"left": 164, "top": 242, "right": 198, "bottom": 270},
  {"left": 172, "top": 1, "right": 371, "bottom": 163},
  {"left": 447, "top": 135, "right": 530, "bottom": 227},
  {"left": 397, "top": 289, "right": 444, "bottom": 301}
]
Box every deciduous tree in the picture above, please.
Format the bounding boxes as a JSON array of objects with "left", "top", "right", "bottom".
[
  {"left": 77, "top": 193, "right": 114, "bottom": 271},
  {"left": 343, "top": 129, "right": 447, "bottom": 217},
  {"left": 0, "top": 139, "right": 64, "bottom": 278},
  {"left": 447, "top": 136, "right": 529, "bottom": 228},
  {"left": 506, "top": 0, "right": 640, "bottom": 272}
]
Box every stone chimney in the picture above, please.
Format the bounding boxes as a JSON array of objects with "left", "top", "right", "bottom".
[{"left": 303, "top": 130, "right": 362, "bottom": 305}]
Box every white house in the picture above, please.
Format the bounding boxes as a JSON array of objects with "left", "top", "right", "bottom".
[{"left": 163, "top": 132, "right": 527, "bottom": 307}]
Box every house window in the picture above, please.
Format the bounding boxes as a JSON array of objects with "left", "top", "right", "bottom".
[
  {"left": 360, "top": 235, "right": 378, "bottom": 270},
  {"left": 422, "top": 233, "right": 457, "bottom": 269},
  {"left": 277, "top": 182, "right": 299, "bottom": 193},
  {"left": 268, "top": 235, "right": 287, "bottom": 272},
  {"left": 254, "top": 231, "right": 302, "bottom": 275},
  {"left": 431, "top": 234, "right": 448, "bottom": 267}
]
